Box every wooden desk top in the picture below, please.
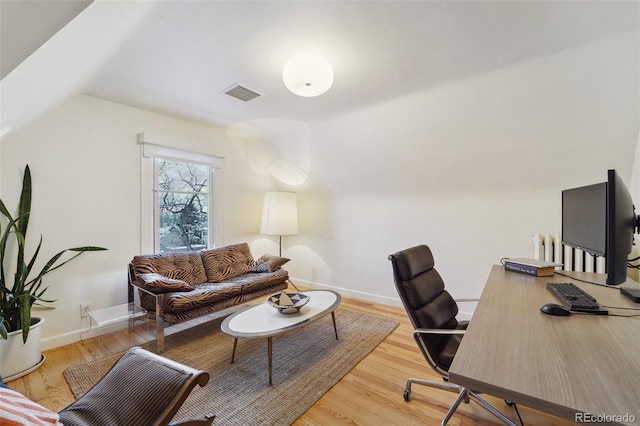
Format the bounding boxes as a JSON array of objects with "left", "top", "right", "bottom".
[{"left": 449, "top": 265, "right": 640, "bottom": 425}]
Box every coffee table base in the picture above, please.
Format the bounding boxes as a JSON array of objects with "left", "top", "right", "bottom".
[{"left": 230, "top": 311, "right": 339, "bottom": 385}]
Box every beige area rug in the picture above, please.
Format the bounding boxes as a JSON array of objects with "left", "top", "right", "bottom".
[{"left": 64, "top": 308, "right": 398, "bottom": 425}]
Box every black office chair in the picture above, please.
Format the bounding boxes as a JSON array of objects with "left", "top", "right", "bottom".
[{"left": 389, "top": 245, "right": 516, "bottom": 426}]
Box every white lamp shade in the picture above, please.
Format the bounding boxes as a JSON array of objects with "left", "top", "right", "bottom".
[
  {"left": 282, "top": 54, "right": 334, "bottom": 97},
  {"left": 260, "top": 191, "right": 299, "bottom": 236}
]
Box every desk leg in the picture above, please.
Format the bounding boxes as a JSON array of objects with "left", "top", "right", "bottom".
[
  {"left": 268, "top": 337, "right": 273, "bottom": 385},
  {"left": 230, "top": 338, "right": 238, "bottom": 364},
  {"left": 331, "top": 311, "right": 339, "bottom": 340}
]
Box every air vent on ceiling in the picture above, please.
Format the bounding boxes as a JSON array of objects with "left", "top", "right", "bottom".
[{"left": 222, "top": 84, "right": 263, "bottom": 102}]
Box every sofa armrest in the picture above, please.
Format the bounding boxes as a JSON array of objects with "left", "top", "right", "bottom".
[
  {"left": 130, "top": 279, "right": 160, "bottom": 297},
  {"left": 129, "top": 280, "right": 169, "bottom": 352}
]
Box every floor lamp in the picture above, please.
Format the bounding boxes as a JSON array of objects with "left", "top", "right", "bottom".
[{"left": 260, "top": 191, "right": 300, "bottom": 291}]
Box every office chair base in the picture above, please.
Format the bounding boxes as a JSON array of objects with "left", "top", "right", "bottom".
[
  {"left": 404, "top": 378, "right": 517, "bottom": 426},
  {"left": 404, "top": 377, "right": 460, "bottom": 401}
]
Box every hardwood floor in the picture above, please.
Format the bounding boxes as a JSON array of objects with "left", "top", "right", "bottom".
[{"left": 6, "top": 294, "right": 574, "bottom": 425}]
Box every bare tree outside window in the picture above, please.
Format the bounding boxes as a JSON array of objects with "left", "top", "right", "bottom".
[{"left": 156, "top": 160, "right": 209, "bottom": 253}]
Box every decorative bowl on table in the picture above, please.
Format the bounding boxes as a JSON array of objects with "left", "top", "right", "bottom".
[{"left": 268, "top": 292, "right": 310, "bottom": 314}]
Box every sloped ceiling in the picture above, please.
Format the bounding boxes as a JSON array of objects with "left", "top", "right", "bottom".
[
  {"left": 0, "top": 0, "right": 92, "bottom": 79},
  {"left": 1, "top": 0, "right": 638, "bottom": 190}
]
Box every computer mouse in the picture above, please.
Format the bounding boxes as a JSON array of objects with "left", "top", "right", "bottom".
[{"left": 540, "top": 303, "right": 571, "bottom": 316}]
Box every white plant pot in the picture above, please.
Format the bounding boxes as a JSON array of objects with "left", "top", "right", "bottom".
[{"left": 0, "top": 317, "right": 46, "bottom": 381}]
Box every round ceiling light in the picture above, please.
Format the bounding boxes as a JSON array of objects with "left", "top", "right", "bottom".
[{"left": 282, "top": 54, "right": 334, "bottom": 97}]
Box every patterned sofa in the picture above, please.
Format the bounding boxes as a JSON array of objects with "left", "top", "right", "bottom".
[{"left": 128, "top": 242, "right": 289, "bottom": 351}]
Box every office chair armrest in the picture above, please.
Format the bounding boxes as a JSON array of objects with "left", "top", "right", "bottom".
[
  {"left": 454, "top": 298, "right": 479, "bottom": 303},
  {"left": 414, "top": 328, "right": 466, "bottom": 336}
]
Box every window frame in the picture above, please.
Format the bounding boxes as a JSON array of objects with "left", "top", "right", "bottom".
[{"left": 140, "top": 136, "right": 225, "bottom": 254}]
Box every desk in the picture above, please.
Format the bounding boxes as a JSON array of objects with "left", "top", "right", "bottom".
[{"left": 449, "top": 265, "right": 640, "bottom": 425}]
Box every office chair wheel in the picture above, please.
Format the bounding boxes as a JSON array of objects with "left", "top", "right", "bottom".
[{"left": 403, "top": 388, "right": 411, "bottom": 401}]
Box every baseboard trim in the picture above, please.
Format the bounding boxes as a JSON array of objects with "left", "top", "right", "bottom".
[
  {"left": 290, "top": 277, "right": 404, "bottom": 308},
  {"left": 41, "top": 322, "right": 129, "bottom": 351}
]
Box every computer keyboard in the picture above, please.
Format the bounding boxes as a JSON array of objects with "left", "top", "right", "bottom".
[{"left": 546, "top": 282, "right": 608, "bottom": 315}]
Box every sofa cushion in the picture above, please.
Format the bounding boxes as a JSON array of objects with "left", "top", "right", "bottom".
[
  {"left": 164, "top": 281, "right": 244, "bottom": 313},
  {"left": 233, "top": 269, "right": 290, "bottom": 294},
  {"left": 201, "top": 243, "right": 254, "bottom": 282},
  {"left": 138, "top": 273, "right": 194, "bottom": 293},
  {"left": 248, "top": 254, "right": 290, "bottom": 273},
  {"left": 163, "top": 270, "right": 290, "bottom": 314},
  {"left": 160, "top": 277, "right": 289, "bottom": 325},
  {"left": 132, "top": 252, "right": 207, "bottom": 286}
]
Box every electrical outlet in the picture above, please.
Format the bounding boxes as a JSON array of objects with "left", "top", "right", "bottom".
[{"left": 80, "top": 302, "right": 91, "bottom": 318}]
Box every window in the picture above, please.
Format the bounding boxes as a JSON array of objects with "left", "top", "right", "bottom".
[
  {"left": 139, "top": 132, "right": 225, "bottom": 254},
  {"left": 155, "top": 159, "right": 210, "bottom": 253}
]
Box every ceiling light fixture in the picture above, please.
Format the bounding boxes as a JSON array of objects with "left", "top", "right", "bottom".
[{"left": 282, "top": 54, "right": 334, "bottom": 97}]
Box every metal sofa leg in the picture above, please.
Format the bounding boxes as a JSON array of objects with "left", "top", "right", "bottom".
[
  {"left": 155, "top": 296, "right": 165, "bottom": 353},
  {"left": 129, "top": 280, "right": 167, "bottom": 353}
]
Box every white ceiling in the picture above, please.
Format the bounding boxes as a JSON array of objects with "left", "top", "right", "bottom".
[
  {"left": 0, "top": 0, "right": 640, "bottom": 193},
  {"left": 85, "top": 0, "right": 639, "bottom": 128},
  {"left": 1, "top": 0, "right": 638, "bottom": 134},
  {"left": 0, "top": 0, "right": 92, "bottom": 79}
]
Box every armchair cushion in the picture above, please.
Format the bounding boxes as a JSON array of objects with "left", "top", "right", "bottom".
[{"left": 139, "top": 273, "right": 194, "bottom": 293}]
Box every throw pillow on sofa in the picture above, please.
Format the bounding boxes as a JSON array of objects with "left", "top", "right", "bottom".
[
  {"left": 139, "top": 273, "right": 195, "bottom": 293},
  {"left": 201, "top": 243, "right": 254, "bottom": 282},
  {"left": 249, "top": 253, "right": 290, "bottom": 273}
]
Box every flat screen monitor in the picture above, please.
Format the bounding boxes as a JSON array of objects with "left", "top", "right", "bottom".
[{"left": 562, "top": 169, "right": 638, "bottom": 285}]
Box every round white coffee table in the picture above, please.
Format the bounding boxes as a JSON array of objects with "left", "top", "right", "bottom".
[{"left": 221, "top": 289, "right": 341, "bottom": 385}]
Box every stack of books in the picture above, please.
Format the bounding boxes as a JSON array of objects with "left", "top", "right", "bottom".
[{"left": 503, "top": 258, "right": 562, "bottom": 277}]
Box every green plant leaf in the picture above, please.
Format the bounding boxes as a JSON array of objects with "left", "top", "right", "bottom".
[
  {"left": 0, "top": 165, "right": 106, "bottom": 342},
  {"left": 0, "top": 316, "right": 7, "bottom": 339},
  {"left": 17, "top": 165, "right": 31, "bottom": 238},
  {"left": 18, "top": 294, "right": 32, "bottom": 343}
]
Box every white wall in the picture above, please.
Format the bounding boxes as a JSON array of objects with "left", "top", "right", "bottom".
[
  {"left": 283, "top": 190, "right": 558, "bottom": 305},
  {"left": 0, "top": 95, "right": 273, "bottom": 349},
  {"left": 281, "top": 30, "right": 638, "bottom": 306}
]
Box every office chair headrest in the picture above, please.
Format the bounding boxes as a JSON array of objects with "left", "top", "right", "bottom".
[{"left": 390, "top": 245, "right": 435, "bottom": 280}]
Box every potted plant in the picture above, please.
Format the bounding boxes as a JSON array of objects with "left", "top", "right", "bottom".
[{"left": 0, "top": 165, "right": 106, "bottom": 380}]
